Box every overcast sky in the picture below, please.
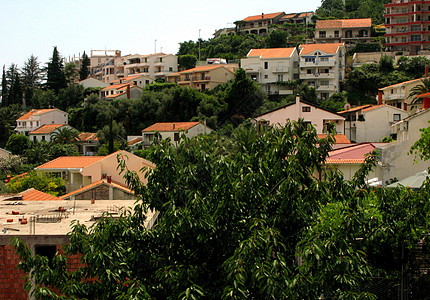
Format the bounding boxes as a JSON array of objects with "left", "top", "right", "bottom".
[{"left": 0, "top": 0, "right": 321, "bottom": 69}]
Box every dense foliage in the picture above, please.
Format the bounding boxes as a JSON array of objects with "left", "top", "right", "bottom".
[
  {"left": 13, "top": 122, "right": 430, "bottom": 299},
  {"left": 7, "top": 170, "right": 66, "bottom": 196}
]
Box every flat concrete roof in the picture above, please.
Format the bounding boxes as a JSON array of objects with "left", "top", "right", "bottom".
[{"left": 0, "top": 199, "right": 155, "bottom": 236}]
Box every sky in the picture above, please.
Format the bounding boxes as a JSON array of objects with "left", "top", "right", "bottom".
[{"left": 0, "top": 0, "right": 321, "bottom": 69}]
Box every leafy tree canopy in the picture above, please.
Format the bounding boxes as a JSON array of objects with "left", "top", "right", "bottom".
[{"left": 7, "top": 170, "right": 66, "bottom": 196}]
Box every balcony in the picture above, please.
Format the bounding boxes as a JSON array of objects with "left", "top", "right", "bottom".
[
  {"left": 244, "top": 66, "right": 261, "bottom": 72},
  {"left": 272, "top": 66, "right": 289, "bottom": 73},
  {"left": 300, "top": 72, "right": 335, "bottom": 79},
  {"left": 316, "top": 84, "right": 337, "bottom": 92}
]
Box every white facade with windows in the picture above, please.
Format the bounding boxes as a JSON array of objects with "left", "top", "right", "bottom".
[
  {"left": 298, "top": 43, "right": 345, "bottom": 100},
  {"left": 240, "top": 48, "right": 299, "bottom": 95}
]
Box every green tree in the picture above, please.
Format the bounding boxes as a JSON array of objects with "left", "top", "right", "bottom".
[
  {"left": 178, "top": 54, "right": 197, "bottom": 70},
  {"left": 6, "top": 64, "right": 23, "bottom": 106},
  {"left": 46, "top": 46, "right": 66, "bottom": 94},
  {"left": 407, "top": 78, "right": 430, "bottom": 104},
  {"left": 5, "top": 134, "right": 30, "bottom": 155},
  {"left": 57, "top": 84, "right": 84, "bottom": 110},
  {"left": 21, "top": 55, "right": 42, "bottom": 107},
  {"left": 0, "top": 105, "right": 21, "bottom": 147},
  {"left": 1, "top": 65, "right": 7, "bottom": 106},
  {"left": 7, "top": 170, "right": 66, "bottom": 196},
  {"left": 409, "top": 120, "right": 430, "bottom": 161},
  {"left": 50, "top": 126, "right": 79, "bottom": 145},
  {"left": 30, "top": 89, "right": 58, "bottom": 108},
  {"left": 79, "top": 51, "right": 90, "bottom": 81},
  {"left": 64, "top": 62, "right": 78, "bottom": 85},
  {"left": 265, "top": 29, "right": 288, "bottom": 48}
]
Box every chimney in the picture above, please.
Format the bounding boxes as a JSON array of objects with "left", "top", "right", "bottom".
[
  {"left": 296, "top": 94, "right": 301, "bottom": 118},
  {"left": 127, "top": 85, "right": 131, "bottom": 99},
  {"left": 262, "top": 13, "right": 264, "bottom": 19},
  {"left": 5, "top": 175, "right": 11, "bottom": 184},
  {"left": 107, "top": 176, "right": 112, "bottom": 184},
  {"left": 426, "top": 65, "right": 429, "bottom": 77},
  {"left": 378, "top": 90, "right": 383, "bottom": 105},
  {"left": 173, "top": 124, "right": 175, "bottom": 130},
  {"left": 102, "top": 173, "right": 107, "bottom": 179},
  {"left": 424, "top": 97, "right": 430, "bottom": 110}
]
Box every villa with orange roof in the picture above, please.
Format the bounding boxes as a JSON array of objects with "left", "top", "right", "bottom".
[
  {"left": 28, "top": 124, "right": 76, "bottom": 143},
  {"left": 237, "top": 12, "right": 286, "bottom": 35},
  {"left": 15, "top": 109, "right": 68, "bottom": 136},
  {"left": 298, "top": 43, "right": 345, "bottom": 100},
  {"left": 35, "top": 150, "right": 155, "bottom": 193},
  {"left": 315, "top": 18, "right": 372, "bottom": 45},
  {"left": 241, "top": 48, "right": 299, "bottom": 95},
  {"left": 100, "top": 82, "right": 143, "bottom": 100},
  {"left": 338, "top": 104, "right": 408, "bottom": 142},
  {"left": 166, "top": 65, "right": 237, "bottom": 90},
  {"left": 379, "top": 78, "right": 426, "bottom": 112},
  {"left": 278, "top": 12, "right": 314, "bottom": 25},
  {"left": 141, "top": 122, "right": 212, "bottom": 146},
  {"left": 76, "top": 132, "right": 99, "bottom": 156}
]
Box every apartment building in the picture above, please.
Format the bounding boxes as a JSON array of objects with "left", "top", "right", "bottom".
[
  {"left": 240, "top": 48, "right": 299, "bottom": 95},
  {"left": 89, "top": 50, "right": 124, "bottom": 83},
  {"left": 15, "top": 109, "right": 68, "bottom": 136},
  {"left": 315, "top": 18, "right": 372, "bottom": 46},
  {"left": 379, "top": 78, "right": 424, "bottom": 112},
  {"left": 298, "top": 43, "right": 345, "bottom": 100},
  {"left": 237, "top": 12, "right": 286, "bottom": 35},
  {"left": 123, "top": 53, "right": 178, "bottom": 80},
  {"left": 166, "top": 65, "right": 236, "bottom": 90},
  {"left": 385, "top": 0, "right": 430, "bottom": 54}
]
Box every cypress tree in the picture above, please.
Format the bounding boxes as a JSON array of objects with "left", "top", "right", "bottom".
[
  {"left": 1, "top": 65, "right": 7, "bottom": 106},
  {"left": 79, "top": 51, "right": 90, "bottom": 81},
  {"left": 47, "top": 46, "right": 66, "bottom": 94}
]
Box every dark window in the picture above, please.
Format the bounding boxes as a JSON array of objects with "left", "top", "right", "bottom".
[
  {"left": 174, "top": 132, "right": 180, "bottom": 141},
  {"left": 302, "top": 106, "right": 311, "bottom": 112},
  {"left": 35, "top": 245, "right": 56, "bottom": 268},
  {"left": 393, "top": 114, "right": 401, "bottom": 122},
  {"left": 264, "top": 62, "right": 268, "bottom": 69}
]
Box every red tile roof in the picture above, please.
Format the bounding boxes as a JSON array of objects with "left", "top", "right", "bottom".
[
  {"left": 247, "top": 48, "right": 296, "bottom": 58},
  {"left": 338, "top": 105, "right": 373, "bottom": 114},
  {"left": 380, "top": 78, "right": 423, "bottom": 89},
  {"left": 17, "top": 109, "right": 57, "bottom": 121},
  {"left": 300, "top": 43, "right": 344, "bottom": 55},
  {"left": 316, "top": 18, "right": 372, "bottom": 29},
  {"left": 101, "top": 82, "right": 131, "bottom": 91},
  {"left": 36, "top": 156, "right": 105, "bottom": 170},
  {"left": 60, "top": 179, "right": 133, "bottom": 200},
  {"left": 318, "top": 134, "right": 351, "bottom": 144},
  {"left": 78, "top": 132, "right": 98, "bottom": 142},
  {"left": 19, "top": 188, "right": 61, "bottom": 201},
  {"left": 243, "top": 12, "right": 284, "bottom": 22},
  {"left": 29, "top": 124, "right": 67, "bottom": 135},
  {"left": 128, "top": 137, "right": 142, "bottom": 146},
  {"left": 326, "top": 143, "right": 375, "bottom": 164},
  {"left": 106, "top": 92, "right": 124, "bottom": 98},
  {"left": 178, "top": 65, "right": 228, "bottom": 74},
  {"left": 142, "top": 122, "right": 200, "bottom": 132},
  {"left": 416, "top": 92, "right": 430, "bottom": 98}
]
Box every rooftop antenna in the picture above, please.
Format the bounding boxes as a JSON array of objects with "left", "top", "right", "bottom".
[{"left": 155, "top": 39, "right": 157, "bottom": 53}]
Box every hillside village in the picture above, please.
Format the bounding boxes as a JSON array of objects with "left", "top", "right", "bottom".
[{"left": 1, "top": 0, "right": 430, "bottom": 298}]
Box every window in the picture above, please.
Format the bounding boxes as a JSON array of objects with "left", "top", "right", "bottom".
[
  {"left": 321, "top": 93, "right": 329, "bottom": 100},
  {"left": 35, "top": 245, "right": 57, "bottom": 268},
  {"left": 305, "top": 57, "right": 315, "bottom": 63},
  {"left": 302, "top": 106, "right": 311, "bottom": 112},
  {"left": 319, "top": 31, "right": 326, "bottom": 38},
  {"left": 278, "top": 74, "right": 283, "bottom": 81},
  {"left": 307, "top": 69, "right": 313, "bottom": 74},
  {"left": 145, "top": 80, "right": 149, "bottom": 84},
  {"left": 334, "top": 30, "right": 339, "bottom": 37},
  {"left": 264, "top": 75, "right": 268, "bottom": 79},
  {"left": 320, "top": 57, "right": 329, "bottom": 62},
  {"left": 320, "top": 80, "right": 329, "bottom": 86},
  {"left": 160, "top": 58, "right": 163, "bottom": 62},
  {"left": 320, "top": 68, "right": 329, "bottom": 74},
  {"left": 411, "top": 25, "right": 421, "bottom": 31},
  {"left": 174, "top": 132, "right": 180, "bottom": 141},
  {"left": 169, "top": 67, "right": 173, "bottom": 71},
  {"left": 264, "top": 62, "right": 268, "bottom": 69},
  {"left": 411, "top": 35, "right": 421, "bottom": 41},
  {"left": 42, "top": 136, "right": 45, "bottom": 141},
  {"left": 393, "top": 114, "right": 401, "bottom": 122}
]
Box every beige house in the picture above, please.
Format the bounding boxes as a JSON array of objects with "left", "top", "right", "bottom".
[
  {"left": 278, "top": 12, "right": 314, "bottom": 25},
  {"left": 77, "top": 77, "right": 109, "bottom": 89},
  {"left": 339, "top": 104, "right": 409, "bottom": 142},
  {"left": 241, "top": 48, "right": 299, "bottom": 95},
  {"left": 76, "top": 132, "right": 99, "bottom": 156},
  {"left": 28, "top": 124, "right": 75, "bottom": 143},
  {"left": 89, "top": 50, "right": 124, "bottom": 83},
  {"left": 124, "top": 53, "right": 178, "bottom": 80},
  {"left": 237, "top": 12, "right": 286, "bottom": 35},
  {"left": 142, "top": 122, "right": 212, "bottom": 146},
  {"left": 378, "top": 108, "right": 430, "bottom": 183},
  {"left": 166, "top": 65, "right": 236, "bottom": 91},
  {"left": 299, "top": 43, "right": 345, "bottom": 100},
  {"left": 15, "top": 109, "right": 68, "bottom": 136},
  {"left": 315, "top": 18, "right": 372, "bottom": 46},
  {"left": 35, "top": 150, "right": 155, "bottom": 193},
  {"left": 254, "top": 96, "right": 345, "bottom": 134},
  {"left": 379, "top": 78, "right": 425, "bottom": 112}
]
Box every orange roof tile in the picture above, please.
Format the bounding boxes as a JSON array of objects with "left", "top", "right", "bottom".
[
  {"left": 299, "top": 12, "right": 313, "bottom": 18},
  {"left": 282, "top": 13, "right": 296, "bottom": 19},
  {"left": 60, "top": 179, "right": 133, "bottom": 200},
  {"left": 318, "top": 134, "right": 351, "bottom": 144},
  {"left": 142, "top": 122, "right": 200, "bottom": 132},
  {"left": 243, "top": 12, "right": 284, "bottom": 22},
  {"left": 19, "top": 188, "right": 61, "bottom": 201},
  {"left": 325, "top": 143, "right": 375, "bottom": 164},
  {"left": 300, "top": 43, "right": 344, "bottom": 55},
  {"left": 247, "top": 48, "right": 296, "bottom": 58},
  {"left": 179, "top": 65, "right": 228, "bottom": 74},
  {"left": 36, "top": 156, "right": 105, "bottom": 170},
  {"left": 128, "top": 137, "right": 142, "bottom": 146},
  {"left": 106, "top": 92, "right": 125, "bottom": 98},
  {"left": 78, "top": 132, "right": 98, "bottom": 142},
  {"left": 101, "top": 83, "right": 131, "bottom": 91},
  {"left": 17, "top": 109, "right": 57, "bottom": 121},
  {"left": 29, "top": 124, "right": 67, "bottom": 135},
  {"left": 362, "top": 104, "right": 385, "bottom": 112},
  {"left": 118, "top": 84, "right": 137, "bottom": 91},
  {"left": 416, "top": 92, "right": 430, "bottom": 98},
  {"left": 338, "top": 105, "right": 373, "bottom": 114},
  {"left": 380, "top": 78, "right": 423, "bottom": 89},
  {"left": 316, "top": 18, "right": 372, "bottom": 29}
]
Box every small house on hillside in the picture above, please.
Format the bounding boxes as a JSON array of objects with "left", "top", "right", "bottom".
[
  {"left": 141, "top": 122, "right": 212, "bottom": 146},
  {"left": 28, "top": 124, "right": 76, "bottom": 143},
  {"left": 254, "top": 96, "right": 345, "bottom": 134},
  {"left": 15, "top": 109, "right": 68, "bottom": 136}
]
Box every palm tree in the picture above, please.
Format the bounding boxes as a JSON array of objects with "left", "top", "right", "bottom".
[
  {"left": 408, "top": 78, "right": 430, "bottom": 104},
  {"left": 50, "top": 127, "right": 79, "bottom": 145}
]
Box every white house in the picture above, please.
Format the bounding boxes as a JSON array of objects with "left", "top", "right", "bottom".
[
  {"left": 254, "top": 96, "right": 345, "bottom": 134},
  {"left": 240, "top": 48, "right": 299, "bottom": 95},
  {"left": 141, "top": 122, "right": 212, "bottom": 146},
  {"left": 15, "top": 109, "right": 69, "bottom": 136},
  {"left": 339, "top": 104, "right": 409, "bottom": 142},
  {"left": 298, "top": 43, "right": 345, "bottom": 100},
  {"left": 123, "top": 53, "right": 178, "bottom": 80},
  {"left": 378, "top": 108, "right": 430, "bottom": 184},
  {"left": 28, "top": 124, "right": 76, "bottom": 143}
]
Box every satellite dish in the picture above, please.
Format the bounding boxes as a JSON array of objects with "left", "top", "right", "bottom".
[{"left": 344, "top": 103, "right": 351, "bottom": 110}]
